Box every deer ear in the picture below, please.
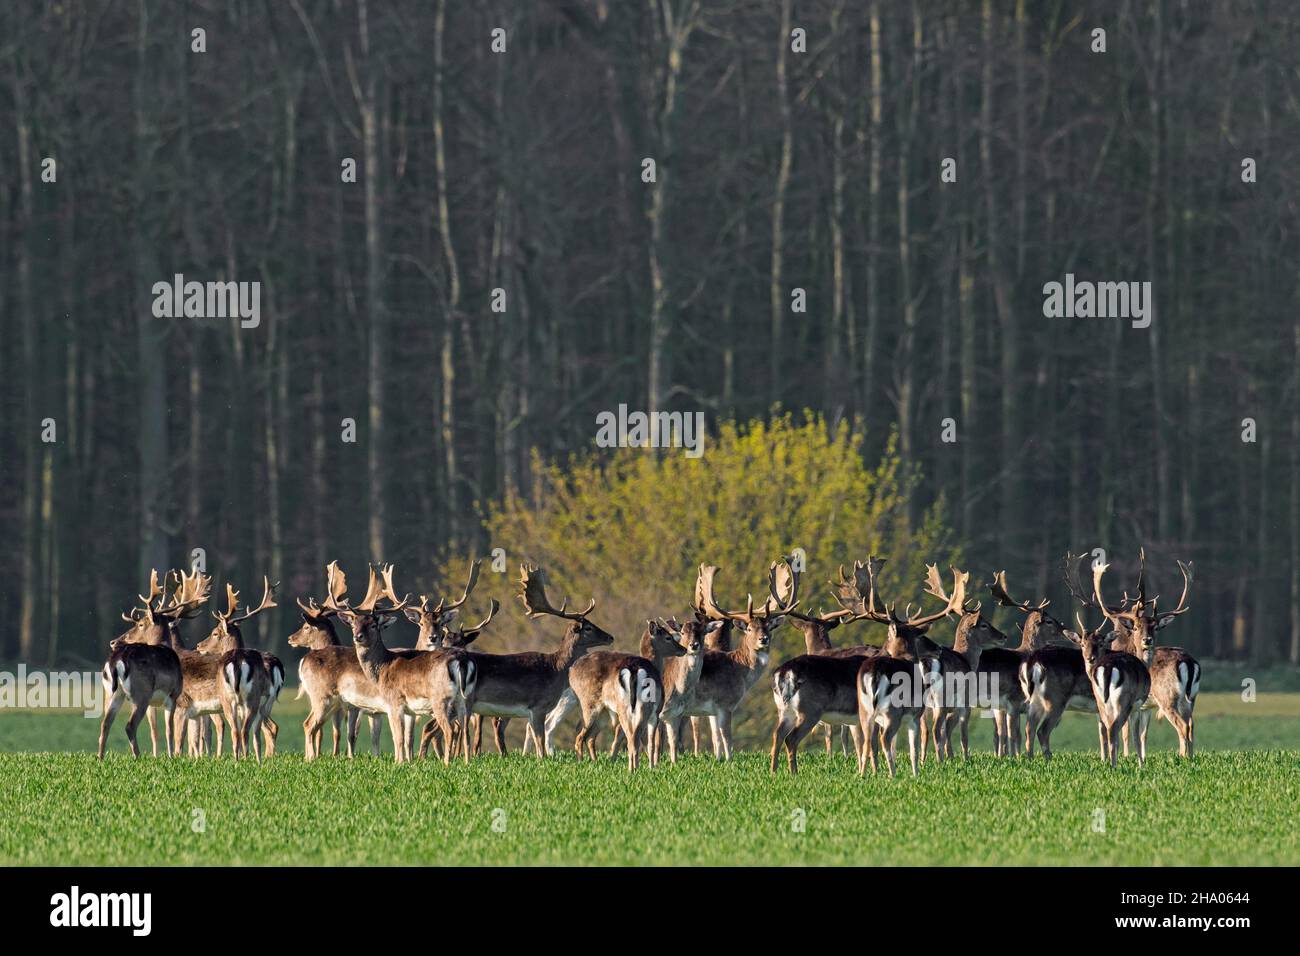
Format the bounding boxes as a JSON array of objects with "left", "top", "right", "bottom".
[
  {"left": 1063, "top": 629, "right": 1082, "bottom": 645},
  {"left": 706, "top": 620, "right": 723, "bottom": 633},
  {"left": 1156, "top": 614, "right": 1178, "bottom": 629},
  {"left": 403, "top": 608, "right": 422, "bottom": 624}
]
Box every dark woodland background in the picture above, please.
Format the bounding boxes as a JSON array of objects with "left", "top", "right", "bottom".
[{"left": 0, "top": 0, "right": 1297, "bottom": 667}]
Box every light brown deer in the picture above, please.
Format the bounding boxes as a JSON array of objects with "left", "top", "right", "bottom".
[
  {"left": 416, "top": 596, "right": 499, "bottom": 761},
  {"left": 983, "top": 571, "right": 1075, "bottom": 756},
  {"left": 196, "top": 577, "right": 280, "bottom": 762},
  {"left": 1067, "top": 608, "right": 1152, "bottom": 767},
  {"left": 327, "top": 564, "right": 477, "bottom": 765},
  {"left": 1069, "top": 549, "right": 1197, "bottom": 758},
  {"left": 672, "top": 558, "right": 799, "bottom": 760},
  {"left": 564, "top": 620, "right": 685, "bottom": 770}
]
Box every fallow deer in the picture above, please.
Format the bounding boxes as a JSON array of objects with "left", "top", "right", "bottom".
[
  {"left": 1068, "top": 549, "right": 1197, "bottom": 758},
  {"left": 672, "top": 558, "right": 799, "bottom": 760},
  {"left": 918, "top": 564, "right": 1010, "bottom": 761},
  {"left": 106, "top": 569, "right": 213, "bottom": 754},
  {"left": 563, "top": 620, "right": 685, "bottom": 770},
  {"left": 97, "top": 571, "right": 196, "bottom": 759},
  {"left": 326, "top": 564, "right": 477, "bottom": 764},
  {"left": 1067, "top": 609, "right": 1152, "bottom": 767},
  {"left": 983, "top": 571, "right": 1075, "bottom": 756},
  {"left": 769, "top": 561, "right": 893, "bottom": 773},
  {"left": 452, "top": 565, "right": 614, "bottom": 758},
  {"left": 416, "top": 596, "right": 499, "bottom": 760},
  {"left": 196, "top": 577, "right": 280, "bottom": 762},
  {"left": 842, "top": 557, "right": 968, "bottom": 761}
]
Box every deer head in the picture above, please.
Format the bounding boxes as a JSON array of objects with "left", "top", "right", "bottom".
[
  {"left": 989, "top": 569, "right": 1072, "bottom": 649},
  {"left": 1064, "top": 610, "right": 1119, "bottom": 673},
  {"left": 324, "top": 563, "right": 411, "bottom": 652},
  {"left": 287, "top": 563, "right": 350, "bottom": 649},
  {"left": 438, "top": 598, "right": 500, "bottom": 649},
  {"left": 113, "top": 568, "right": 212, "bottom": 649},
  {"left": 831, "top": 556, "right": 967, "bottom": 656},
  {"left": 1064, "top": 549, "right": 1192, "bottom": 655},
  {"left": 694, "top": 556, "right": 800, "bottom": 653},
  {"left": 516, "top": 564, "right": 614, "bottom": 652},
  {"left": 924, "top": 564, "right": 1009, "bottom": 652},
  {"left": 197, "top": 576, "right": 278, "bottom": 653},
  {"left": 404, "top": 559, "right": 482, "bottom": 648}
]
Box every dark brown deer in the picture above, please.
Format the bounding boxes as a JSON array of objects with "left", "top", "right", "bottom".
[
  {"left": 768, "top": 561, "right": 890, "bottom": 773},
  {"left": 841, "top": 557, "right": 969, "bottom": 764},
  {"left": 196, "top": 577, "right": 280, "bottom": 762},
  {"left": 106, "top": 569, "right": 213, "bottom": 754},
  {"left": 1069, "top": 550, "right": 1197, "bottom": 758},
  {"left": 327, "top": 564, "right": 477, "bottom": 765},
  {"left": 984, "top": 570, "right": 1074, "bottom": 756},
  {"left": 1067, "top": 609, "right": 1152, "bottom": 767},
  {"left": 450, "top": 565, "right": 614, "bottom": 758},
  {"left": 673, "top": 558, "right": 799, "bottom": 760},
  {"left": 97, "top": 571, "right": 197, "bottom": 759}
]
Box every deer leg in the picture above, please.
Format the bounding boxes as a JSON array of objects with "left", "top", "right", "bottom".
[
  {"left": 220, "top": 700, "right": 239, "bottom": 759},
  {"left": 97, "top": 689, "right": 125, "bottom": 759},
  {"left": 690, "top": 716, "right": 702, "bottom": 755},
  {"left": 622, "top": 716, "right": 640, "bottom": 771},
  {"left": 1184, "top": 708, "right": 1195, "bottom": 759},
  {"left": 248, "top": 711, "right": 264, "bottom": 765},
  {"left": 329, "top": 707, "right": 342, "bottom": 757},
  {"left": 369, "top": 713, "right": 383, "bottom": 756},
  {"left": 957, "top": 711, "right": 970, "bottom": 760},
  {"left": 123, "top": 698, "right": 147, "bottom": 758},
  {"left": 905, "top": 714, "right": 921, "bottom": 777},
  {"left": 147, "top": 706, "right": 159, "bottom": 757},
  {"left": 527, "top": 713, "right": 547, "bottom": 759},
  {"left": 213, "top": 715, "right": 225, "bottom": 758},
  {"left": 717, "top": 713, "right": 734, "bottom": 761},
  {"left": 490, "top": 717, "right": 506, "bottom": 755},
  {"left": 304, "top": 701, "right": 331, "bottom": 762},
  {"left": 162, "top": 696, "right": 177, "bottom": 757},
  {"left": 384, "top": 710, "right": 407, "bottom": 764},
  {"left": 261, "top": 715, "right": 278, "bottom": 758},
  {"left": 857, "top": 712, "right": 873, "bottom": 775},
  {"left": 879, "top": 718, "right": 900, "bottom": 778},
  {"left": 770, "top": 710, "right": 797, "bottom": 773},
  {"left": 783, "top": 716, "right": 820, "bottom": 775},
  {"left": 419, "top": 719, "right": 438, "bottom": 759}
]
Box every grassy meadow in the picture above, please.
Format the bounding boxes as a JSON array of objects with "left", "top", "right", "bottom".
[{"left": 0, "top": 691, "right": 1296, "bottom": 866}]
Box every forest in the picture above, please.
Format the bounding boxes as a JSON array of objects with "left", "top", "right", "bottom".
[{"left": 0, "top": 0, "right": 1297, "bottom": 666}]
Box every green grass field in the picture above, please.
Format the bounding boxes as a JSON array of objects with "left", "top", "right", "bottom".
[{"left": 2, "top": 692, "right": 1297, "bottom": 866}]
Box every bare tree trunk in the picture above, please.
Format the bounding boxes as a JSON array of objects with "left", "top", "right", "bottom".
[
  {"left": 862, "top": 0, "right": 883, "bottom": 429},
  {"left": 895, "top": 2, "right": 921, "bottom": 472},
  {"left": 434, "top": 0, "right": 460, "bottom": 540},
  {"left": 769, "top": 0, "right": 793, "bottom": 407},
  {"left": 133, "top": 0, "right": 170, "bottom": 591},
  {"left": 358, "top": 0, "right": 386, "bottom": 560},
  {"left": 1291, "top": 310, "right": 1300, "bottom": 664},
  {"left": 11, "top": 50, "right": 40, "bottom": 658},
  {"left": 981, "top": 0, "right": 1017, "bottom": 554}
]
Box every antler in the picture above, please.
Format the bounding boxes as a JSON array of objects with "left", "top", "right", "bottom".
[
  {"left": 453, "top": 598, "right": 500, "bottom": 639},
  {"left": 895, "top": 565, "right": 967, "bottom": 627},
  {"left": 1062, "top": 551, "right": 1120, "bottom": 611},
  {"left": 696, "top": 560, "right": 799, "bottom": 623},
  {"left": 830, "top": 557, "right": 892, "bottom": 624},
  {"left": 416, "top": 556, "right": 483, "bottom": 616},
  {"left": 1153, "top": 559, "right": 1194, "bottom": 621},
  {"left": 159, "top": 569, "right": 212, "bottom": 620},
  {"left": 517, "top": 564, "right": 595, "bottom": 621},
  {"left": 227, "top": 576, "right": 278, "bottom": 623},
  {"left": 989, "top": 570, "right": 1049, "bottom": 613},
  {"left": 137, "top": 569, "right": 165, "bottom": 610},
  {"left": 925, "top": 563, "right": 980, "bottom": 615},
  {"left": 323, "top": 560, "right": 349, "bottom": 612}
]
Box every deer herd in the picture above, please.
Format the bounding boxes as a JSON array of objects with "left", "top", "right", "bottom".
[{"left": 98, "top": 548, "right": 1199, "bottom": 777}]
